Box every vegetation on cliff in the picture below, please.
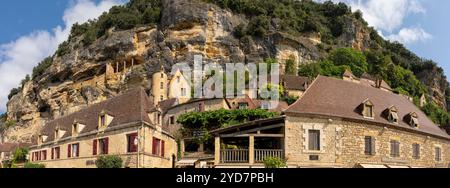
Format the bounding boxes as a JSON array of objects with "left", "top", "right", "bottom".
[{"left": 6, "top": 0, "right": 450, "bottom": 128}]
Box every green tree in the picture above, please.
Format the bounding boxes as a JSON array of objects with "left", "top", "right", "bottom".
[
  {"left": 96, "top": 155, "right": 123, "bottom": 168},
  {"left": 263, "top": 157, "right": 286, "bottom": 168},
  {"left": 329, "top": 48, "right": 368, "bottom": 77},
  {"left": 285, "top": 56, "right": 296, "bottom": 75},
  {"left": 12, "top": 148, "right": 29, "bottom": 164}
]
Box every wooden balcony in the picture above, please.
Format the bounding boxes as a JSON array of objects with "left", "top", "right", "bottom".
[{"left": 220, "top": 149, "right": 284, "bottom": 164}]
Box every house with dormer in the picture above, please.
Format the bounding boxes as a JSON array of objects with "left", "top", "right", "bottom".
[{"left": 28, "top": 88, "right": 177, "bottom": 168}]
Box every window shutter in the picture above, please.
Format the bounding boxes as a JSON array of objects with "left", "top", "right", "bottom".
[
  {"left": 105, "top": 138, "right": 109, "bottom": 155},
  {"left": 161, "top": 140, "right": 165, "bottom": 157},
  {"left": 76, "top": 144, "right": 80, "bottom": 157},
  {"left": 43, "top": 150, "right": 47, "bottom": 160},
  {"left": 51, "top": 148, "right": 54, "bottom": 160},
  {"left": 68, "top": 144, "right": 71, "bottom": 158},
  {"left": 371, "top": 137, "right": 376, "bottom": 155},
  {"left": 152, "top": 137, "right": 157, "bottom": 155},
  {"left": 93, "top": 139, "right": 97, "bottom": 155},
  {"left": 32, "top": 152, "right": 35, "bottom": 161}
]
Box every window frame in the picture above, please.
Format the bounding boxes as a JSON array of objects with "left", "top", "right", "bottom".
[
  {"left": 308, "top": 130, "right": 321, "bottom": 151},
  {"left": 412, "top": 143, "right": 420, "bottom": 159},
  {"left": 390, "top": 140, "right": 400, "bottom": 158}
]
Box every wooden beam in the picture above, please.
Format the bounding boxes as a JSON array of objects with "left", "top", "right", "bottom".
[
  {"left": 220, "top": 134, "right": 284, "bottom": 138},
  {"left": 218, "top": 123, "right": 284, "bottom": 137}
]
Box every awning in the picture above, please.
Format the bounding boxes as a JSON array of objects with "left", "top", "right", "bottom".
[
  {"left": 358, "top": 164, "right": 388, "bottom": 168},
  {"left": 386, "top": 165, "right": 411, "bottom": 168},
  {"left": 176, "top": 159, "right": 199, "bottom": 166}
]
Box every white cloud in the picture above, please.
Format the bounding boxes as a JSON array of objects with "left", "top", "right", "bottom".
[
  {"left": 386, "top": 27, "right": 432, "bottom": 44},
  {"left": 314, "top": 0, "right": 431, "bottom": 43},
  {"left": 0, "top": 0, "right": 125, "bottom": 112}
]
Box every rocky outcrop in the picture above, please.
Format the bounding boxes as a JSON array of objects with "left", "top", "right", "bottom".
[
  {"left": 3, "top": 0, "right": 447, "bottom": 142},
  {"left": 3, "top": 0, "right": 321, "bottom": 143}
]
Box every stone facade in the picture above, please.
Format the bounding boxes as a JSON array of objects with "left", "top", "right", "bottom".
[
  {"left": 285, "top": 115, "right": 450, "bottom": 168},
  {"left": 29, "top": 123, "right": 177, "bottom": 168}
]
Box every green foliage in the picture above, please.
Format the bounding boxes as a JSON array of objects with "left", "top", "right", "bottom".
[
  {"left": 32, "top": 56, "right": 53, "bottom": 79},
  {"left": 263, "top": 157, "right": 286, "bottom": 168},
  {"left": 422, "top": 103, "right": 450, "bottom": 126},
  {"left": 21, "top": 75, "right": 30, "bottom": 87},
  {"left": 208, "top": 0, "right": 353, "bottom": 39},
  {"left": 8, "top": 87, "right": 21, "bottom": 100},
  {"left": 298, "top": 59, "right": 349, "bottom": 79},
  {"left": 283, "top": 96, "right": 299, "bottom": 105},
  {"left": 12, "top": 148, "right": 29, "bottom": 164},
  {"left": 177, "top": 109, "right": 278, "bottom": 144},
  {"left": 24, "top": 163, "right": 45, "bottom": 168},
  {"left": 96, "top": 155, "right": 123, "bottom": 168},
  {"left": 285, "top": 56, "right": 296, "bottom": 75},
  {"left": 177, "top": 109, "right": 278, "bottom": 130},
  {"left": 56, "top": 41, "right": 70, "bottom": 57},
  {"left": 329, "top": 48, "right": 367, "bottom": 77}
]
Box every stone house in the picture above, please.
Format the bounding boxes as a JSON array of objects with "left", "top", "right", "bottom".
[
  {"left": 211, "top": 76, "right": 450, "bottom": 168},
  {"left": 281, "top": 75, "right": 309, "bottom": 98},
  {"left": 28, "top": 88, "right": 177, "bottom": 168},
  {"left": 0, "top": 142, "right": 31, "bottom": 168}
]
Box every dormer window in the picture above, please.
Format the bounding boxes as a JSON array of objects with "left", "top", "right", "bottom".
[
  {"left": 72, "top": 123, "right": 79, "bottom": 136},
  {"left": 387, "top": 106, "right": 399, "bottom": 124},
  {"left": 362, "top": 99, "right": 374, "bottom": 118},
  {"left": 409, "top": 112, "right": 419, "bottom": 128},
  {"left": 100, "top": 115, "right": 106, "bottom": 127},
  {"left": 55, "top": 129, "right": 60, "bottom": 140}
]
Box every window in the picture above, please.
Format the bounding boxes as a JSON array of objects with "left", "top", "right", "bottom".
[
  {"left": 390, "top": 140, "right": 400, "bottom": 157},
  {"left": 93, "top": 138, "right": 109, "bottom": 155},
  {"left": 410, "top": 113, "right": 419, "bottom": 127},
  {"left": 238, "top": 102, "right": 248, "bottom": 110},
  {"left": 435, "top": 147, "right": 442, "bottom": 162},
  {"left": 181, "top": 88, "right": 187, "bottom": 97},
  {"left": 412, "top": 144, "right": 420, "bottom": 159},
  {"left": 177, "top": 76, "right": 180, "bottom": 83},
  {"left": 362, "top": 100, "right": 374, "bottom": 118},
  {"left": 72, "top": 123, "right": 79, "bottom": 136},
  {"left": 100, "top": 115, "right": 106, "bottom": 127},
  {"left": 157, "top": 113, "right": 161, "bottom": 124},
  {"left": 152, "top": 137, "right": 165, "bottom": 157},
  {"left": 39, "top": 150, "right": 47, "bottom": 161},
  {"left": 161, "top": 73, "right": 164, "bottom": 78},
  {"left": 68, "top": 143, "right": 80, "bottom": 158},
  {"left": 169, "top": 116, "right": 175, "bottom": 125},
  {"left": 127, "top": 133, "right": 138, "bottom": 153},
  {"left": 388, "top": 108, "right": 399, "bottom": 124},
  {"left": 308, "top": 130, "right": 321, "bottom": 151},
  {"left": 51, "top": 147, "right": 60, "bottom": 160},
  {"left": 160, "top": 82, "right": 164, "bottom": 89},
  {"left": 364, "top": 136, "right": 375, "bottom": 155}
]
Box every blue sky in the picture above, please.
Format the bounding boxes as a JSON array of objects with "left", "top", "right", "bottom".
[{"left": 0, "top": 0, "right": 449, "bottom": 113}]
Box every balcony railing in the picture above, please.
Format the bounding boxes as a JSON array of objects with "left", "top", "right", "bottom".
[
  {"left": 220, "top": 149, "right": 249, "bottom": 163},
  {"left": 220, "top": 149, "right": 284, "bottom": 164},
  {"left": 254, "top": 149, "right": 284, "bottom": 163}
]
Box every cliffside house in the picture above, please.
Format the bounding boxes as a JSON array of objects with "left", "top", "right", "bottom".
[
  {"left": 0, "top": 142, "right": 31, "bottom": 168},
  {"left": 211, "top": 75, "right": 450, "bottom": 168},
  {"left": 281, "top": 75, "right": 309, "bottom": 98},
  {"left": 28, "top": 88, "right": 177, "bottom": 168}
]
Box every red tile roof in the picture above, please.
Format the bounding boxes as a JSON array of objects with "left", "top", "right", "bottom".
[
  {"left": 0, "top": 143, "right": 31, "bottom": 152},
  {"left": 286, "top": 76, "right": 450, "bottom": 139},
  {"left": 39, "top": 87, "right": 154, "bottom": 143}
]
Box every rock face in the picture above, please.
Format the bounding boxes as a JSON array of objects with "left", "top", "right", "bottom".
[{"left": 2, "top": 0, "right": 447, "bottom": 142}]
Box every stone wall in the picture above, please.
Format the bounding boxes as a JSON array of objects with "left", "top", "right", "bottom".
[
  {"left": 29, "top": 124, "right": 177, "bottom": 168},
  {"left": 285, "top": 116, "right": 450, "bottom": 168}
]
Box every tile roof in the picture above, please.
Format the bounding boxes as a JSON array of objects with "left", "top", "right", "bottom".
[
  {"left": 39, "top": 87, "right": 154, "bottom": 143},
  {"left": 0, "top": 143, "right": 31, "bottom": 152},
  {"left": 286, "top": 76, "right": 450, "bottom": 139},
  {"left": 282, "top": 75, "right": 309, "bottom": 90}
]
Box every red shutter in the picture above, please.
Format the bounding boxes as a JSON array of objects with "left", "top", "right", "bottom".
[
  {"left": 68, "top": 144, "right": 71, "bottom": 158},
  {"left": 32, "top": 152, "right": 35, "bottom": 161},
  {"left": 93, "top": 139, "right": 97, "bottom": 155},
  {"left": 57, "top": 147, "right": 60, "bottom": 159},
  {"left": 104, "top": 138, "right": 109, "bottom": 155},
  {"left": 76, "top": 144, "right": 80, "bottom": 157},
  {"left": 152, "top": 137, "right": 157, "bottom": 155},
  {"left": 43, "top": 150, "right": 47, "bottom": 160},
  {"left": 51, "top": 148, "right": 54, "bottom": 160},
  {"left": 161, "top": 140, "right": 165, "bottom": 157}
]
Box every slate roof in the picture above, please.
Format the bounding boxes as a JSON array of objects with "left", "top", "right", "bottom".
[{"left": 286, "top": 76, "right": 450, "bottom": 139}]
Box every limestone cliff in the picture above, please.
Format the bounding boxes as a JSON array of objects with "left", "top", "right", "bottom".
[{"left": 2, "top": 0, "right": 448, "bottom": 142}]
